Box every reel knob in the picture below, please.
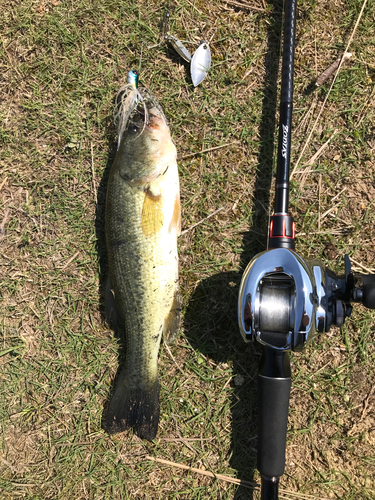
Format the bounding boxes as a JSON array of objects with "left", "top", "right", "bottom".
[{"left": 361, "top": 275, "right": 375, "bottom": 309}]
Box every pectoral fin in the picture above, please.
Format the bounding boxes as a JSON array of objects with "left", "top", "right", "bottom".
[
  {"left": 142, "top": 188, "right": 164, "bottom": 237},
  {"left": 168, "top": 193, "right": 181, "bottom": 236},
  {"left": 163, "top": 286, "right": 182, "bottom": 344}
]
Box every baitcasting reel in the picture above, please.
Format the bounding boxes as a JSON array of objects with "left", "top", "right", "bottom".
[{"left": 238, "top": 249, "right": 375, "bottom": 352}]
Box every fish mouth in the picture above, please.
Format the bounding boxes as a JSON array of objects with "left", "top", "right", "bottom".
[
  {"left": 132, "top": 102, "right": 167, "bottom": 133},
  {"left": 145, "top": 107, "right": 167, "bottom": 131},
  {"left": 115, "top": 85, "right": 168, "bottom": 142}
]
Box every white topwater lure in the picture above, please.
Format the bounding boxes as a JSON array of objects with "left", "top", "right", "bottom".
[
  {"left": 115, "top": 78, "right": 146, "bottom": 150},
  {"left": 115, "top": 66, "right": 152, "bottom": 150}
]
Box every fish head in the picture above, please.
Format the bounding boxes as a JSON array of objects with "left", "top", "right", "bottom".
[{"left": 118, "top": 100, "right": 177, "bottom": 184}]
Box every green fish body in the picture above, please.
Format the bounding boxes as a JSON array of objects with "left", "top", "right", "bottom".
[{"left": 105, "top": 106, "right": 181, "bottom": 440}]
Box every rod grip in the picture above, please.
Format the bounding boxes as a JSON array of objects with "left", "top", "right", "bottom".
[{"left": 258, "top": 361, "right": 291, "bottom": 478}]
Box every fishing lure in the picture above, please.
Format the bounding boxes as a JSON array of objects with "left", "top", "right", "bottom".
[
  {"left": 115, "top": 83, "right": 146, "bottom": 149},
  {"left": 190, "top": 40, "right": 211, "bottom": 87},
  {"left": 149, "top": 6, "right": 211, "bottom": 86}
]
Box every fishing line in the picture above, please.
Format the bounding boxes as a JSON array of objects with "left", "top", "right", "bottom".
[
  {"left": 138, "top": 42, "right": 144, "bottom": 73},
  {"left": 148, "top": 2, "right": 170, "bottom": 49}
]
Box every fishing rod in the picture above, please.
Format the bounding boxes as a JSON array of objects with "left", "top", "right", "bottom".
[{"left": 238, "top": 0, "right": 375, "bottom": 498}]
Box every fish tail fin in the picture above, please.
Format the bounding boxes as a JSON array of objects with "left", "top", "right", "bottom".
[
  {"left": 105, "top": 373, "right": 160, "bottom": 441},
  {"left": 163, "top": 286, "right": 182, "bottom": 345}
]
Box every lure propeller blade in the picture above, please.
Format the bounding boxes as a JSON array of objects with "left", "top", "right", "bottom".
[
  {"left": 190, "top": 41, "right": 211, "bottom": 87},
  {"left": 167, "top": 35, "right": 192, "bottom": 63}
]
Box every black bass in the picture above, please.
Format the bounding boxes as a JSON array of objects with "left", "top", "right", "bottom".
[{"left": 105, "top": 87, "right": 181, "bottom": 440}]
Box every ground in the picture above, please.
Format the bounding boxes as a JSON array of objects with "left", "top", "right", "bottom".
[{"left": 0, "top": 0, "right": 374, "bottom": 499}]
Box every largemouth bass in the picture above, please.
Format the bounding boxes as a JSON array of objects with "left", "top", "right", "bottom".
[{"left": 105, "top": 87, "right": 181, "bottom": 440}]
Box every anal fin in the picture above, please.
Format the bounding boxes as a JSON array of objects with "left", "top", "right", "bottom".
[{"left": 163, "top": 286, "right": 182, "bottom": 345}]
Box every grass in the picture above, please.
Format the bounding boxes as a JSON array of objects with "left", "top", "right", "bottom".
[{"left": 0, "top": 0, "right": 374, "bottom": 498}]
